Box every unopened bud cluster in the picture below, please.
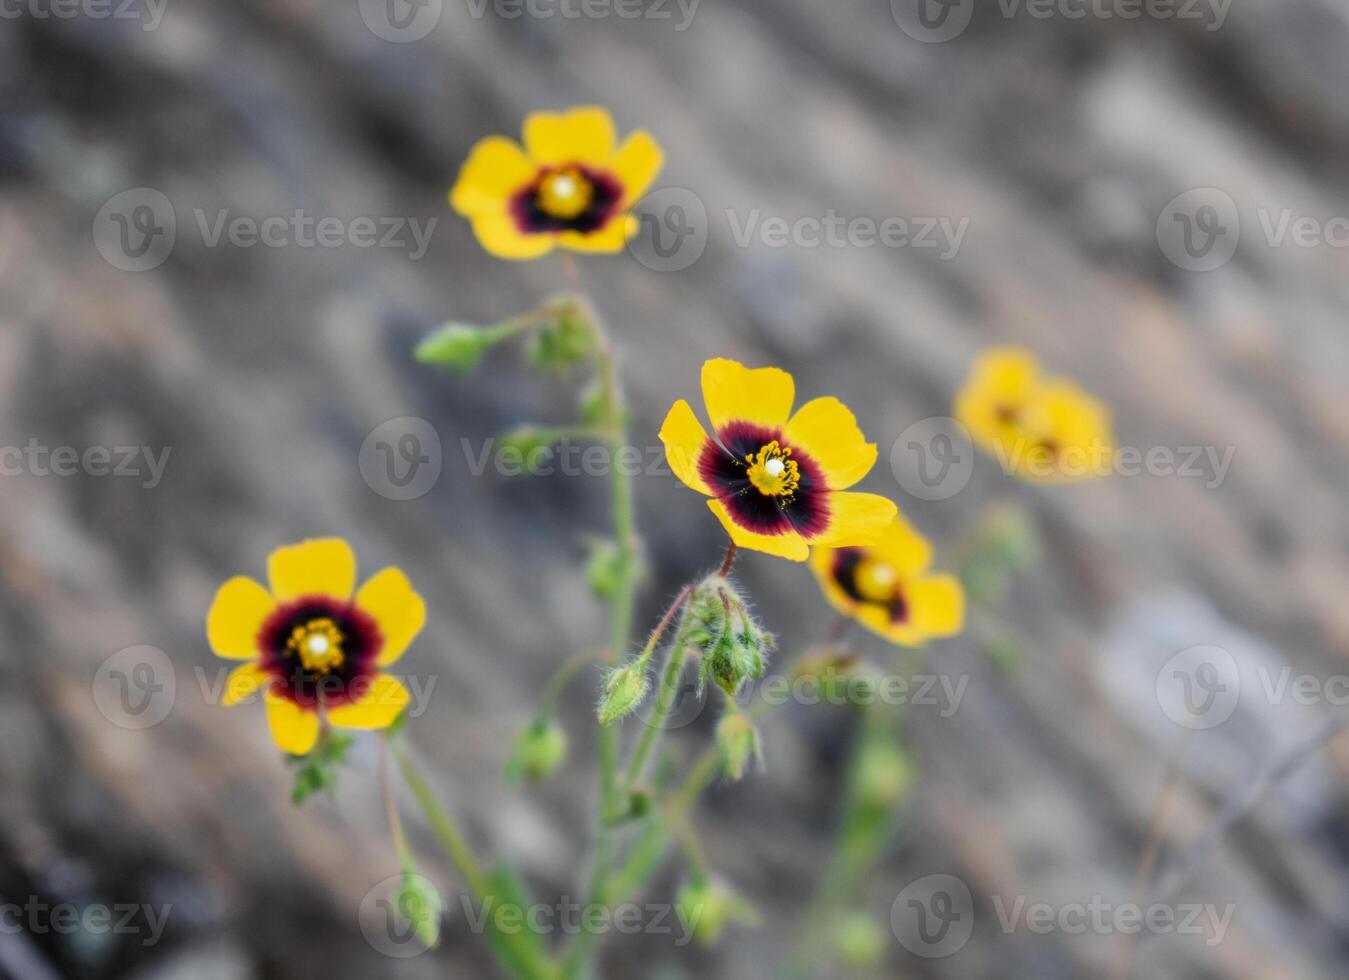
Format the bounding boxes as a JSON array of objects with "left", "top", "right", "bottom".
[{"left": 682, "top": 575, "right": 774, "bottom": 697}]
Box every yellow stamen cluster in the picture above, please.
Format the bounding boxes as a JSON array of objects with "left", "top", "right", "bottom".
[
  {"left": 746, "top": 440, "right": 800, "bottom": 499},
  {"left": 286, "top": 617, "right": 346, "bottom": 674},
  {"left": 853, "top": 558, "right": 898, "bottom": 604},
  {"left": 536, "top": 166, "right": 594, "bottom": 220}
]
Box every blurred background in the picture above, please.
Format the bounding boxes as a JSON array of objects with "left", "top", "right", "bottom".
[{"left": 2, "top": 0, "right": 1349, "bottom": 977}]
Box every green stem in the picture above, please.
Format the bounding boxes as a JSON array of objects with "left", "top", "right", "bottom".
[
  {"left": 536, "top": 649, "right": 604, "bottom": 726},
  {"left": 393, "top": 738, "right": 489, "bottom": 898},
  {"left": 622, "top": 587, "right": 695, "bottom": 788}
]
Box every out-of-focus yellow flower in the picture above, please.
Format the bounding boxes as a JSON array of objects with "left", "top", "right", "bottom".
[
  {"left": 449, "top": 106, "right": 663, "bottom": 260},
  {"left": 659, "top": 358, "right": 897, "bottom": 562},
  {"left": 206, "top": 538, "right": 425, "bottom": 755},
  {"left": 955, "top": 347, "right": 1113, "bottom": 482},
  {"left": 810, "top": 515, "right": 964, "bottom": 647}
]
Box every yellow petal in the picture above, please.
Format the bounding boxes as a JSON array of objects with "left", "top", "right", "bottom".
[
  {"left": 701, "top": 358, "right": 795, "bottom": 433},
  {"left": 809, "top": 493, "right": 897, "bottom": 547},
  {"left": 265, "top": 698, "right": 320, "bottom": 756},
  {"left": 784, "top": 397, "right": 877, "bottom": 490},
  {"left": 969, "top": 347, "right": 1040, "bottom": 401},
  {"left": 613, "top": 129, "right": 663, "bottom": 204},
  {"left": 955, "top": 347, "right": 1042, "bottom": 452},
  {"left": 866, "top": 606, "right": 927, "bottom": 648},
  {"left": 907, "top": 575, "right": 966, "bottom": 638},
  {"left": 707, "top": 499, "right": 809, "bottom": 561},
  {"left": 659, "top": 399, "right": 713, "bottom": 495},
  {"left": 1042, "top": 381, "right": 1114, "bottom": 477},
  {"left": 327, "top": 674, "right": 411, "bottom": 730},
  {"left": 223, "top": 662, "right": 269, "bottom": 706},
  {"left": 523, "top": 106, "right": 616, "bottom": 167},
  {"left": 268, "top": 538, "right": 356, "bottom": 602},
  {"left": 355, "top": 567, "right": 426, "bottom": 667},
  {"left": 206, "top": 576, "right": 276, "bottom": 660},
  {"left": 449, "top": 136, "right": 536, "bottom": 216},
  {"left": 871, "top": 514, "right": 933, "bottom": 575},
  {"left": 558, "top": 214, "right": 634, "bottom": 254},
  {"left": 469, "top": 215, "right": 556, "bottom": 260},
  {"left": 809, "top": 545, "right": 859, "bottom": 617}
]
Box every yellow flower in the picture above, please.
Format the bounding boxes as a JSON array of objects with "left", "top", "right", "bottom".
[
  {"left": 810, "top": 515, "right": 964, "bottom": 647},
  {"left": 205, "top": 538, "right": 426, "bottom": 755},
  {"left": 955, "top": 347, "right": 1113, "bottom": 482},
  {"left": 449, "top": 106, "right": 663, "bottom": 260},
  {"left": 659, "top": 358, "right": 897, "bottom": 562}
]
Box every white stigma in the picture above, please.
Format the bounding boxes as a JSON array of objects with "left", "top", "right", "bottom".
[
  {"left": 869, "top": 564, "right": 896, "bottom": 587},
  {"left": 765, "top": 458, "right": 786, "bottom": 478},
  {"left": 307, "top": 634, "right": 330, "bottom": 655},
  {"left": 551, "top": 175, "right": 577, "bottom": 199}
]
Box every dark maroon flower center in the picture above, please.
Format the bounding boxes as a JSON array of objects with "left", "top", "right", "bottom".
[
  {"left": 256, "top": 596, "right": 383, "bottom": 709},
  {"left": 831, "top": 549, "right": 908, "bottom": 623},
  {"left": 509, "top": 163, "right": 624, "bottom": 235},
  {"left": 697, "top": 421, "right": 830, "bottom": 538}
]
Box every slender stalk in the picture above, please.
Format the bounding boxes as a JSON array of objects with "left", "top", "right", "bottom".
[
  {"left": 393, "top": 738, "right": 488, "bottom": 897},
  {"left": 380, "top": 738, "right": 411, "bottom": 866},
  {"left": 717, "top": 540, "right": 738, "bottom": 578},
  {"left": 536, "top": 649, "right": 604, "bottom": 725},
  {"left": 623, "top": 587, "right": 695, "bottom": 787}
]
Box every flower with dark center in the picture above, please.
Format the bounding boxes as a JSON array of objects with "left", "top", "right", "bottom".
[
  {"left": 450, "top": 106, "right": 663, "bottom": 259},
  {"left": 660, "top": 358, "right": 897, "bottom": 561},
  {"left": 955, "top": 347, "right": 1113, "bottom": 482},
  {"left": 206, "top": 538, "right": 426, "bottom": 755},
  {"left": 810, "top": 515, "right": 965, "bottom": 646}
]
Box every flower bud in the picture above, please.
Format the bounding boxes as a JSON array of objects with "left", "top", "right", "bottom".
[
  {"left": 832, "top": 911, "right": 884, "bottom": 966},
  {"left": 529, "top": 305, "right": 594, "bottom": 372},
  {"left": 853, "top": 737, "right": 913, "bottom": 810},
  {"left": 682, "top": 576, "right": 774, "bottom": 697},
  {"left": 498, "top": 427, "right": 554, "bottom": 474},
  {"left": 597, "top": 662, "right": 649, "bottom": 726},
  {"left": 505, "top": 721, "right": 568, "bottom": 783},
  {"left": 414, "top": 323, "right": 493, "bottom": 372},
  {"left": 584, "top": 538, "right": 626, "bottom": 601},
  {"left": 393, "top": 870, "right": 442, "bottom": 951},
  {"left": 715, "top": 712, "right": 762, "bottom": 781},
  {"left": 675, "top": 878, "right": 758, "bottom": 947}
]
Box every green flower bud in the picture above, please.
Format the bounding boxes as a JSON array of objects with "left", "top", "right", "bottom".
[
  {"left": 854, "top": 738, "right": 913, "bottom": 811},
  {"left": 676, "top": 878, "right": 758, "bottom": 947},
  {"left": 578, "top": 379, "right": 614, "bottom": 428},
  {"left": 597, "top": 662, "right": 649, "bottom": 726},
  {"left": 832, "top": 911, "right": 885, "bottom": 966},
  {"left": 715, "top": 712, "right": 762, "bottom": 781},
  {"left": 415, "top": 323, "right": 493, "bottom": 372},
  {"left": 505, "top": 721, "right": 568, "bottom": 783},
  {"left": 394, "top": 870, "right": 442, "bottom": 951},
  {"left": 682, "top": 576, "right": 774, "bottom": 697},
  {"left": 584, "top": 538, "right": 627, "bottom": 601},
  {"left": 498, "top": 427, "right": 555, "bottom": 475},
  {"left": 529, "top": 305, "right": 594, "bottom": 372}
]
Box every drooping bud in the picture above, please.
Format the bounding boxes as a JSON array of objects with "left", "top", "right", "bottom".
[
  {"left": 853, "top": 736, "right": 913, "bottom": 811},
  {"left": 584, "top": 538, "right": 627, "bottom": 601},
  {"left": 715, "top": 711, "right": 762, "bottom": 781},
  {"left": 791, "top": 648, "right": 873, "bottom": 707},
  {"left": 393, "top": 870, "right": 443, "bottom": 951},
  {"left": 528, "top": 303, "right": 594, "bottom": 372},
  {"left": 415, "top": 323, "right": 496, "bottom": 372},
  {"left": 505, "top": 721, "right": 568, "bottom": 783},
  {"left": 832, "top": 911, "right": 885, "bottom": 966},
  {"left": 597, "top": 662, "right": 649, "bottom": 726},
  {"left": 675, "top": 878, "right": 758, "bottom": 947},
  {"left": 497, "top": 427, "right": 555, "bottom": 475},
  {"left": 681, "top": 575, "right": 774, "bottom": 697}
]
